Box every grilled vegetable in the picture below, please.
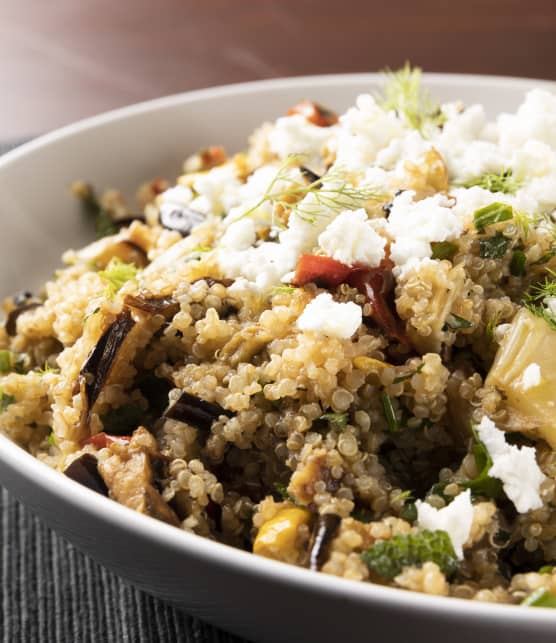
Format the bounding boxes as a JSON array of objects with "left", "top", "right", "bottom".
[
  {"left": 4, "top": 292, "right": 42, "bottom": 337},
  {"left": 287, "top": 100, "right": 338, "bottom": 127},
  {"left": 253, "top": 507, "right": 312, "bottom": 563},
  {"left": 486, "top": 308, "right": 556, "bottom": 447},
  {"left": 79, "top": 309, "right": 136, "bottom": 427},
  {"left": 164, "top": 391, "right": 234, "bottom": 431},
  {"left": 64, "top": 453, "right": 109, "bottom": 496},
  {"left": 308, "top": 514, "right": 341, "bottom": 571},
  {"left": 124, "top": 294, "right": 179, "bottom": 318}
]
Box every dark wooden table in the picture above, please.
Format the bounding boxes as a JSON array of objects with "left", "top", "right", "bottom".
[{"left": 1, "top": 0, "right": 556, "bottom": 139}]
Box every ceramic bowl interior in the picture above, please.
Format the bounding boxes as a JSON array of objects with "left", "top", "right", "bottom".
[{"left": 0, "top": 74, "right": 555, "bottom": 643}]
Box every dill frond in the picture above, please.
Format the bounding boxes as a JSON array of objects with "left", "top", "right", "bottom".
[
  {"left": 376, "top": 62, "right": 445, "bottom": 135},
  {"left": 485, "top": 311, "right": 501, "bottom": 341},
  {"left": 523, "top": 269, "right": 556, "bottom": 330},
  {"left": 460, "top": 169, "right": 522, "bottom": 195},
  {"left": 239, "top": 155, "right": 382, "bottom": 225}
]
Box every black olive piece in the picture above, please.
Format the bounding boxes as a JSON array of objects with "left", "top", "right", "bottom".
[
  {"left": 159, "top": 205, "right": 205, "bottom": 236},
  {"left": 13, "top": 291, "right": 33, "bottom": 306},
  {"left": 124, "top": 294, "right": 179, "bottom": 318},
  {"left": 308, "top": 514, "right": 341, "bottom": 571},
  {"left": 164, "top": 391, "right": 233, "bottom": 432},
  {"left": 79, "top": 309, "right": 135, "bottom": 423},
  {"left": 300, "top": 166, "right": 321, "bottom": 184},
  {"left": 382, "top": 202, "right": 393, "bottom": 216},
  {"left": 64, "top": 453, "right": 108, "bottom": 496},
  {"left": 5, "top": 302, "right": 42, "bottom": 336}
]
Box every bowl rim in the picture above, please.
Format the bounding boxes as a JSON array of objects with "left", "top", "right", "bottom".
[{"left": 1, "top": 71, "right": 556, "bottom": 625}]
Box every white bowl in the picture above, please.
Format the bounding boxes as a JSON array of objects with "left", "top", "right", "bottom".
[{"left": 1, "top": 74, "right": 555, "bottom": 643}]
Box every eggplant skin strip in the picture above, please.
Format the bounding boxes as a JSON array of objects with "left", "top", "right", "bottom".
[
  {"left": 79, "top": 309, "right": 135, "bottom": 425},
  {"left": 164, "top": 391, "right": 233, "bottom": 432}
]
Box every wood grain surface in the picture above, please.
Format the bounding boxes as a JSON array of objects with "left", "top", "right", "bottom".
[{"left": 1, "top": 0, "right": 556, "bottom": 138}]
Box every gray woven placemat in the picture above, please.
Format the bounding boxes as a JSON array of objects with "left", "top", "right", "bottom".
[{"left": 0, "top": 139, "right": 244, "bottom": 643}]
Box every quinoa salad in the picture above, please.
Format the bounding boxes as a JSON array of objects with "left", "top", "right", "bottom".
[{"left": 3, "top": 66, "right": 556, "bottom": 608}]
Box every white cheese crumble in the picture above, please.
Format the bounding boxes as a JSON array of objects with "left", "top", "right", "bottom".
[
  {"left": 415, "top": 489, "right": 473, "bottom": 559},
  {"left": 476, "top": 416, "right": 545, "bottom": 513},
  {"left": 190, "top": 164, "right": 242, "bottom": 216},
  {"left": 159, "top": 185, "right": 194, "bottom": 206},
  {"left": 297, "top": 293, "right": 362, "bottom": 339},
  {"left": 520, "top": 363, "right": 542, "bottom": 391},
  {"left": 220, "top": 218, "right": 257, "bottom": 250},
  {"left": 268, "top": 114, "right": 335, "bottom": 169},
  {"left": 317, "top": 209, "right": 386, "bottom": 267},
  {"left": 387, "top": 191, "right": 463, "bottom": 269}
]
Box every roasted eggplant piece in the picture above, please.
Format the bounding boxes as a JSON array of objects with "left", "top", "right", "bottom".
[
  {"left": 164, "top": 391, "right": 233, "bottom": 432},
  {"left": 4, "top": 292, "right": 42, "bottom": 337},
  {"left": 287, "top": 100, "right": 338, "bottom": 127},
  {"left": 307, "top": 513, "right": 341, "bottom": 571},
  {"left": 79, "top": 310, "right": 135, "bottom": 426},
  {"left": 123, "top": 293, "right": 179, "bottom": 319},
  {"left": 159, "top": 205, "right": 205, "bottom": 236},
  {"left": 64, "top": 453, "right": 109, "bottom": 496},
  {"left": 97, "top": 427, "right": 180, "bottom": 526}
]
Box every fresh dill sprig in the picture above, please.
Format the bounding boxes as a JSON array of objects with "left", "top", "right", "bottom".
[
  {"left": 485, "top": 311, "right": 501, "bottom": 341},
  {"left": 239, "top": 155, "right": 382, "bottom": 225},
  {"left": 320, "top": 412, "right": 349, "bottom": 429},
  {"left": 523, "top": 269, "right": 556, "bottom": 330},
  {"left": 375, "top": 62, "right": 445, "bottom": 136},
  {"left": 460, "top": 169, "right": 522, "bottom": 195}
]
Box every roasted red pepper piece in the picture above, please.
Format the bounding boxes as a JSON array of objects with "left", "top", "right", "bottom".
[
  {"left": 287, "top": 100, "right": 339, "bottom": 127},
  {"left": 81, "top": 433, "right": 132, "bottom": 449},
  {"left": 294, "top": 254, "right": 352, "bottom": 288}
]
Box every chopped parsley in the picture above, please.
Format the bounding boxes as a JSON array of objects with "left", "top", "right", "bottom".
[
  {"left": 0, "top": 350, "right": 25, "bottom": 374},
  {"left": 361, "top": 530, "right": 458, "bottom": 580},
  {"left": 71, "top": 181, "right": 118, "bottom": 238},
  {"left": 99, "top": 258, "right": 138, "bottom": 298},
  {"left": 461, "top": 428, "right": 503, "bottom": 499},
  {"left": 100, "top": 403, "right": 145, "bottom": 436},
  {"left": 461, "top": 169, "right": 521, "bottom": 195},
  {"left": 523, "top": 269, "right": 556, "bottom": 330},
  {"left": 479, "top": 232, "right": 510, "bottom": 259},
  {"left": 539, "top": 565, "right": 554, "bottom": 575},
  {"left": 381, "top": 393, "right": 399, "bottom": 432},
  {"left": 521, "top": 588, "right": 556, "bottom": 608},
  {"left": 47, "top": 432, "right": 56, "bottom": 447},
  {"left": 0, "top": 389, "right": 15, "bottom": 411},
  {"left": 509, "top": 249, "right": 527, "bottom": 276},
  {"left": 375, "top": 63, "right": 445, "bottom": 135},
  {"left": 473, "top": 202, "right": 513, "bottom": 232},
  {"left": 485, "top": 312, "right": 501, "bottom": 341},
  {"left": 443, "top": 313, "right": 473, "bottom": 331},
  {"left": 431, "top": 241, "right": 459, "bottom": 261}
]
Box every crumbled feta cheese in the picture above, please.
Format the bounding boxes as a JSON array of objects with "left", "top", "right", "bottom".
[
  {"left": 335, "top": 94, "right": 405, "bottom": 170},
  {"left": 387, "top": 191, "right": 463, "bottom": 269},
  {"left": 190, "top": 165, "right": 242, "bottom": 215},
  {"left": 494, "top": 323, "right": 511, "bottom": 343},
  {"left": 159, "top": 185, "right": 193, "bottom": 206},
  {"left": 268, "top": 114, "right": 335, "bottom": 168},
  {"left": 317, "top": 209, "right": 386, "bottom": 267},
  {"left": 375, "top": 130, "right": 432, "bottom": 171},
  {"left": 220, "top": 218, "right": 256, "bottom": 250},
  {"left": 297, "top": 293, "right": 362, "bottom": 339},
  {"left": 498, "top": 89, "right": 556, "bottom": 152},
  {"left": 415, "top": 489, "right": 473, "bottom": 559},
  {"left": 520, "top": 363, "right": 542, "bottom": 390},
  {"left": 476, "top": 416, "right": 545, "bottom": 513}
]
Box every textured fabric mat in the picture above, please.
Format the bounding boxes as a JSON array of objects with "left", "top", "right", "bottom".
[{"left": 0, "top": 138, "right": 244, "bottom": 643}]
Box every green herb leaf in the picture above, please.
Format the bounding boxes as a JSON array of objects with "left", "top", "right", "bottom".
[
  {"left": 539, "top": 565, "right": 554, "bottom": 574},
  {"left": 510, "top": 249, "right": 527, "bottom": 277},
  {"left": 352, "top": 508, "right": 374, "bottom": 523},
  {"left": 320, "top": 412, "right": 349, "bottom": 429},
  {"left": 485, "top": 312, "right": 501, "bottom": 341},
  {"left": 99, "top": 258, "right": 138, "bottom": 298},
  {"left": 473, "top": 202, "right": 513, "bottom": 232},
  {"left": 71, "top": 181, "right": 119, "bottom": 238},
  {"left": 273, "top": 482, "right": 295, "bottom": 503},
  {"left": 400, "top": 502, "right": 418, "bottom": 522},
  {"left": 47, "top": 432, "right": 56, "bottom": 447},
  {"left": 461, "top": 169, "right": 521, "bottom": 195},
  {"left": 0, "top": 389, "right": 15, "bottom": 411},
  {"left": 381, "top": 393, "right": 399, "bottom": 432},
  {"left": 375, "top": 63, "right": 445, "bottom": 135},
  {"left": 521, "top": 588, "right": 556, "bottom": 608},
  {"left": 361, "top": 530, "right": 458, "bottom": 580},
  {"left": 0, "top": 350, "right": 24, "bottom": 374},
  {"left": 479, "top": 231, "right": 510, "bottom": 259},
  {"left": 431, "top": 241, "right": 459, "bottom": 261},
  {"left": 393, "top": 362, "right": 424, "bottom": 384},
  {"left": 100, "top": 403, "right": 145, "bottom": 436},
  {"left": 523, "top": 269, "right": 556, "bottom": 330},
  {"left": 461, "top": 429, "right": 504, "bottom": 499},
  {"left": 444, "top": 313, "right": 473, "bottom": 330}
]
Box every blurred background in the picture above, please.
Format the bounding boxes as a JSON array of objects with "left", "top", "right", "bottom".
[{"left": 1, "top": 0, "right": 556, "bottom": 140}]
